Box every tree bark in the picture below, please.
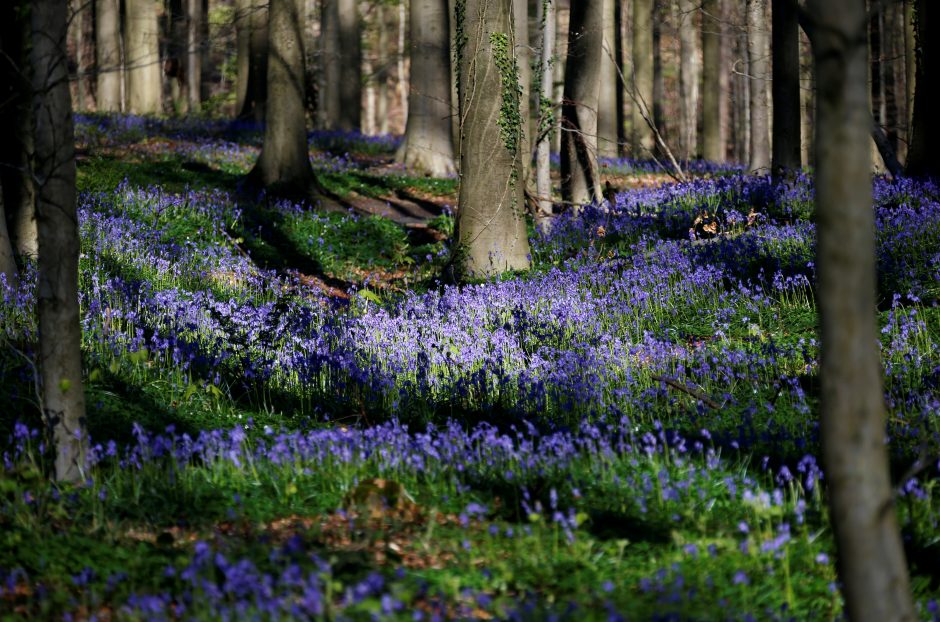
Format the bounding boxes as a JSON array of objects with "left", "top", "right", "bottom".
[
  {"left": 320, "top": 0, "right": 361, "bottom": 131},
  {"left": 701, "top": 0, "right": 726, "bottom": 161},
  {"left": 678, "top": 0, "right": 700, "bottom": 160},
  {"left": 376, "top": 5, "right": 390, "bottom": 134},
  {"left": 551, "top": 2, "right": 568, "bottom": 156},
  {"left": 771, "top": 0, "right": 800, "bottom": 173},
  {"left": 882, "top": 0, "right": 900, "bottom": 155},
  {"left": 248, "top": 0, "right": 322, "bottom": 200},
  {"left": 598, "top": 0, "right": 620, "bottom": 158},
  {"left": 0, "top": 4, "right": 37, "bottom": 260},
  {"left": 237, "top": 0, "right": 269, "bottom": 123},
  {"left": 536, "top": 0, "right": 556, "bottom": 226},
  {"left": 96, "top": 0, "right": 123, "bottom": 111},
  {"left": 32, "top": 0, "right": 87, "bottom": 482},
  {"left": 651, "top": 1, "right": 665, "bottom": 145},
  {"left": 0, "top": 183, "right": 16, "bottom": 286},
  {"left": 396, "top": 0, "right": 456, "bottom": 177},
  {"left": 906, "top": 0, "right": 938, "bottom": 177},
  {"left": 514, "top": 0, "right": 532, "bottom": 182},
  {"left": 800, "top": 29, "right": 814, "bottom": 168},
  {"left": 186, "top": 0, "right": 202, "bottom": 111},
  {"left": 560, "top": 0, "right": 603, "bottom": 206},
  {"left": 904, "top": 0, "right": 915, "bottom": 149},
  {"left": 806, "top": 0, "right": 916, "bottom": 618},
  {"left": 124, "top": 0, "right": 162, "bottom": 114},
  {"left": 746, "top": 0, "right": 769, "bottom": 173},
  {"left": 632, "top": 0, "right": 655, "bottom": 155},
  {"left": 455, "top": 0, "right": 530, "bottom": 277}
]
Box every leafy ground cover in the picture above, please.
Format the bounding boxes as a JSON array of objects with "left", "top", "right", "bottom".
[{"left": 1, "top": 113, "right": 939, "bottom": 620}]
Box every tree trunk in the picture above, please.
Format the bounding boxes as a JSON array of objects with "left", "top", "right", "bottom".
[
  {"left": 701, "top": 0, "right": 725, "bottom": 161},
  {"left": 455, "top": 0, "right": 530, "bottom": 278},
  {"left": 125, "top": 0, "right": 162, "bottom": 114},
  {"left": 235, "top": 0, "right": 251, "bottom": 114},
  {"left": 614, "top": 0, "right": 627, "bottom": 156},
  {"left": 551, "top": 2, "right": 568, "bottom": 156},
  {"left": 807, "top": 0, "right": 916, "bottom": 618},
  {"left": 514, "top": 0, "right": 532, "bottom": 182},
  {"left": 376, "top": 5, "right": 390, "bottom": 134},
  {"left": 166, "top": 0, "right": 189, "bottom": 114},
  {"left": 186, "top": 0, "right": 202, "bottom": 111},
  {"left": 0, "top": 183, "right": 16, "bottom": 286},
  {"left": 397, "top": 0, "right": 456, "bottom": 177},
  {"left": 320, "top": 0, "right": 361, "bottom": 131},
  {"left": 560, "top": 0, "right": 603, "bottom": 206},
  {"left": 800, "top": 30, "right": 814, "bottom": 168},
  {"left": 771, "top": 0, "right": 800, "bottom": 173},
  {"left": 249, "top": 0, "right": 321, "bottom": 200},
  {"left": 0, "top": 4, "right": 37, "bottom": 260},
  {"left": 882, "top": 0, "right": 900, "bottom": 155},
  {"left": 904, "top": 0, "right": 915, "bottom": 150},
  {"left": 536, "top": 0, "right": 556, "bottom": 226},
  {"left": 746, "top": 0, "right": 769, "bottom": 173},
  {"left": 598, "top": 0, "right": 620, "bottom": 158},
  {"left": 32, "top": 0, "right": 87, "bottom": 482},
  {"left": 906, "top": 0, "right": 938, "bottom": 177},
  {"left": 96, "top": 0, "right": 123, "bottom": 111},
  {"left": 678, "top": 0, "right": 700, "bottom": 160},
  {"left": 632, "top": 0, "right": 654, "bottom": 155},
  {"left": 651, "top": 1, "right": 665, "bottom": 146},
  {"left": 238, "top": 0, "right": 268, "bottom": 123}
]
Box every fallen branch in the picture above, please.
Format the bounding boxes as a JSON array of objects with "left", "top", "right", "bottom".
[{"left": 652, "top": 374, "right": 721, "bottom": 409}]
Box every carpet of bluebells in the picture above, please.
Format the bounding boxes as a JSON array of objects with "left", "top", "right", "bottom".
[{"left": 1, "top": 114, "right": 939, "bottom": 620}]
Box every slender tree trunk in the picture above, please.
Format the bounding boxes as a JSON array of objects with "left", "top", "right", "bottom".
[
  {"left": 397, "top": 0, "right": 456, "bottom": 177},
  {"left": 0, "top": 4, "right": 37, "bottom": 260},
  {"left": 320, "top": 0, "right": 361, "bottom": 131},
  {"left": 96, "top": 0, "right": 123, "bottom": 111},
  {"left": 125, "top": 0, "right": 162, "bottom": 114},
  {"left": 746, "top": 0, "right": 769, "bottom": 172},
  {"left": 883, "top": 0, "right": 899, "bottom": 154},
  {"left": 235, "top": 0, "right": 251, "bottom": 115},
  {"left": 701, "top": 0, "right": 724, "bottom": 161},
  {"left": 904, "top": 0, "right": 915, "bottom": 149},
  {"left": 598, "top": 0, "right": 620, "bottom": 158},
  {"left": 678, "top": 0, "right": 700, "bottom": 160},
  {"left": 455, "top": 0, "right": 530, "bottom": 277},
  {"left": 397, "top": 0, "right": 407, "bottom": 130},
  {"left": 536, "top": 0, "right": 556, "bottom": 226},
  {"left": 632, "top": 0, "right": 654, "bottom": 155},
  {"left": 800, "top": 30, "right": 814, "bottom": 168},
  {"left": 239, "top": 0, "right": 268, "bottom": 123},
  {"left": 551, "top": 2, "right": 568, "bottom": 156},
  {"left": 614, "top": 0, "right": 627, "bottom": 156},
  {"left": 906, "top": 0, "right": 938, "bottom": 177},
  {"left": 651, "top": 2, "right": 665, "bottom": 146},
  {"left": 771, "top": 0, "right": 800, "bottom": 173},
  {"left": 561, "top": 0, "right": 603, "bottom": 206},
  {"left": 0, "top": 185, "right": 16, "bottom": 286},
  {"left": 186, "top": 0, "right": 202, "bottom": 111},
  {"left": 32, "top": 0, "right": 87, "bottom": 482},
  {"left": 514, "top": 0, "right": 532, "bottom": 182},
  {"left": 166, "top": 0, "right": 189, "bottom": 114},
  {"left": 199, "top": 0, "right": 210, "bottom": 102},
  {"left": 376, "top": 5, "right": 390, "bottom": 134},
  {"left": 249, "top": 0, "right": 321, "bottom": 200},
  {"left": 806, "top": 0, "right": 917, "bottom": 618}
]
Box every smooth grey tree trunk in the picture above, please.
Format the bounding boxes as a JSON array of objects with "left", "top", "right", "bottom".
[
  {"left": 32, "top": 0, "right": 87, "bottom": 482},
  {"left": 455, "top": 0, "right": 530, "bottom": 278},
  {"left": 678, "top": 0, "right": 700, "bottom": 160},
  {"left": 561, "top": 0, "right": 603, "bottom": 206},
  {"left": 906, "top": 0, "right": 938, "bottom": 177},
  {"left": 320, "top": 0, "right": 361, "bottom": 131},
  {"left": 746, "top": 0, "right": 769, "bottom": 173},
  {"left": 125, "top": 0, "right": 162, "bottom": 114},
  {"left": 800, "top": 30, "right": 814, "bottom": 168},
  {"left": 701, "top": 0, "right": 725, "bottom": 161},
  {"left": 598, "top": 0, "right": 620, "bottom": 158},
  {"left": 397, "top": 0, "right": 456, "bottom": 177},
  {"left": 376, "top": 5, "right": 390, "bottom": 134},
  {"left": 807, "top": 0, "right": 917, "bottom": 618},
  {"left": 237, "top": 0, "right": 268, "bottom": 123},
  {"left": 96, "top": 0, "right": 123, "bottom": 111},
  {"left": 186, "top": 0, "right": 202, "bottom": 111},
  {"left": 551, "top": 3, "right": 568, "bottom": 156},
  {"left": 514, "top": 0, "right": 532, "bottom": 183},
  {"left": 770, "top": 0, "right": 800, "bottom": 173},
  {"left": 249, "top": 0, "right": 322, "bottom": 200},
  {"left": 235, "top": 0, "right": 251, "bottom": 114},
  {"left": 535, "top": 0, "right": 556, "bottom": 226},
  {"left": 631, "top": 0, "right": 654, "bottom": 155}
]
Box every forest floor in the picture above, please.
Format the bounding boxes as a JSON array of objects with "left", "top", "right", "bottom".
[{"left": 1, "top": 114, "right": 939, "bottom": 621}]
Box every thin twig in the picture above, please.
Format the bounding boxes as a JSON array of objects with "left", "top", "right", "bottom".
[{"left": 652, "top": 374, "right": 721, "bottom": 409}]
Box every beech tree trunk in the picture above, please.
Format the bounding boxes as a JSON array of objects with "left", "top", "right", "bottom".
[
  {"left": 320, "top": 0, "right": 361, "bottom": 131},
  {"left": 678, "top": 0, "right": 700, "bottom": 160},
  {"left": 125, "top": 0, "right": 162, "bottom": 114},
  {"left": 800, "top": 30, "right": 814, "bottom": 168},
  {"left": 551, "top": 2, "right": 568, "bottom": 156},
  {"left": 535, "top": 0, "right": 556, "bottom": 226},
  {"left": 32, "top": 0, "right": 87, "bottom": 482},
  {"left": 455, "top": 0, "right": 530, "bottom": 278},
  {"left": 632, "top": 0, "right": 655, "bottom": 155},
  {"left": 651, "top": 2, "right": 665, "bottom": 144},
  {"left": 514, "top": 0, "right": 532, "bottom": 182},
  {"left": 561, "top": 0, "right": 603, "bottom": 206},
  {"left": 186, "top": 0, "right": 202, "bottom": 111},
  {"left": 376, "top": 5, "right": 390, "bottom": 135},
  {"left": 598, "top": 0, "right": 620, "bottom": 158},
  {"left": 237, "top": 0, "right": 268, "bottom": 123},
  {"left": 96, "top": 0, "right": 122, "bottom": 111},
  {"left": 396, "top": 0, "right": 456, "bottom": 177},
  {"left": 806, "top": 0, "right": 917, "bottom": 618},
  {"left": 771, "top": 0, "right": 800, "bottom": 173},
  {"left": 701, "top": 0, "right": 726, "bottom": 161},
  {"left": 248, "top": 0, "right": 321, "bottom": 200},
  {"left": 746, "top": 0, "right": 770, "bottom": 173},
  {"left": 906, "top": 0, "right": 938, "bottom": 177},
  {"left": 0, "top": 4, "right": 37, "bottom": 260}
]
